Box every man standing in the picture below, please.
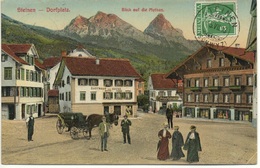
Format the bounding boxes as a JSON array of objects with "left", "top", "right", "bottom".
[
  {"left": 26, "top": 113, "right": 34, "bottom": 142},
  {"left": 166, "top": 106, "right": 173, "bottom": 129},
  {"left": 121, "top": 115, "right": 132, "bottom": 144},
  {"left": 99, "top": 116, "right": 110, "bottom": 152}
]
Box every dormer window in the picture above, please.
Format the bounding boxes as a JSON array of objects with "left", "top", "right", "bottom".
[
  {"left": 115, "top": 80, "right": 123, "bottom": 86},
  {"left": 219, "top": 58, "right": 225, "bottom": 67},
  {"left": 207, "top": 59, "right": 212, "bottom": 68},
  {"left": 124, "top": 80, "right": 132, "bottom": 86}
]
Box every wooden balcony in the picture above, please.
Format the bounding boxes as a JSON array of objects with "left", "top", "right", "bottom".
[
  {"left": 229, "top": 85, "right": 243, "bottom": 91},
  {"left": 190, "top": 87, "right": 202, "bottom": 91},
  {"left": 208, "top": 86, "right": 221, "bottom": 91}
]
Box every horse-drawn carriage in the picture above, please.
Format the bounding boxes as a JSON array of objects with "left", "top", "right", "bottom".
[
  {"left": 56, "top": 112, "right": 89, "bottom": 139},
  {"left": 56, "top": 112, "right": 119, "bottom": 140}
]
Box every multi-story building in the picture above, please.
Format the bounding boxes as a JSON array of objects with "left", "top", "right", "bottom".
[
  {"left": 166, "top": 45, "right": 255, "bottom": 122},
  {"left": 1, "top": 44, "right": 45, "bottom": 120},
  {"left": 53, "top": 56, "right": 142, "bottom": 117},
  {"left": 148, "top": 73, "right": 182, "bottom": 114}
]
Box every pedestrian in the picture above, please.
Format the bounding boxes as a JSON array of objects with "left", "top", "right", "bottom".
[
  {"left": 166, "top": 106, "right": 173, "bottom": 129},
  {"left": 98, "top": 115, "right": 110, "bottom": 152},
  {"left": 171, "top": 126, "right": 185, "bottom": 160},
  {"left": 157, "top": 122, "right": 171, "bottom": 160},
  {"left": 26, "top": 112, "right": 35, "bottom": 142},
  {"left": 121, "top": 115, "right": 132, "bottom": 144},
  {"left": 183, "top": 125, "right": 202, "bottom": 163}
]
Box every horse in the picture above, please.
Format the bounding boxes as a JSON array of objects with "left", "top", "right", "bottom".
[{"left": 85, "top": 113, "right": 119, "bottom": 139}]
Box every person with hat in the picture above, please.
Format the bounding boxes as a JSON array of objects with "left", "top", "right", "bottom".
[
  {"left": 183, "top": 125, "right": 202, "bottom": 163},
  {"left": 171, "top": 126, "right": 185, "bottom": 160},
  {"left": 98, "top": 115, "right": 110, "bottom": 152},
  {"left": 157, "top": 122, "right": 171, "bottom": 160},
  {"left": 26, "top": 112, "right": 35, "bottom": 142},
  {"left": 121, "top": 115, "right": 132, "bottom": 144}
]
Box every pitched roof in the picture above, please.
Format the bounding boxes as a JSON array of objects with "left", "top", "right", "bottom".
[
  {"left": 166, "top": 45, "right": 255, "bottom": 78},
  {"left": 35, "top": 59, "right": 46, "bottom": 70},
  {"left": 63, "top": 57, "right": 142, "bottom": 78},
  {"left": 4, "top": 44, "right": 32, "bottom": 54},
  {"left": 43, "top": 57, "right": 62, "bottom": 68},
  {"left": 1, "top": 44, "right": 29, "bottom": 65},
  {"left": 48, "top": 89, "right": 59, "bottom": 97},
  {"left": 151, "top": 73, "right": 177, "bottom": 90}
]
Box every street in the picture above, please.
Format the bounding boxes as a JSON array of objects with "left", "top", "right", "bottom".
[{"left": 1, "top": 112, "right": 257, "bottom": 165}]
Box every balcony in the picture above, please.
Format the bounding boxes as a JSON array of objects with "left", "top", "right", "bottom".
[
  {"left": 190, "top": 87, "right": 202, "bottom": 91},
  {"left": 208, "top": 86, "right": 220, "bottom": 91},
  {"left": 229, "top": 85, "right": 243, "bottom": 91},
  {"left": 156, "top": 96, "right": 180, "bottom": 101}
]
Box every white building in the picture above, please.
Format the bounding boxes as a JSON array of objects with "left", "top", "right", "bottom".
[
  {"left": 148, "top": 73, "right": 182, "bottom": 114},
  {"left": 1, "top": 44, "right": 45, "bottom": 120},
  {"left": 54, "top": 56, "right": 142, "bottom": 117}
]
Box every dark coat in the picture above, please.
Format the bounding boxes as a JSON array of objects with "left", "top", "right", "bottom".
[
  {"left": 183, "top": 131, "right": 202, "bottom": 162},
  {"left": 171, "top": 130, "right": 185, "bottom": 160},
  {"left": 121, "top": 119, "right": 131, "bottom": 133}
]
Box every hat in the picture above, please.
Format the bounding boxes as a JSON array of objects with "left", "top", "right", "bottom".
[
  {"left": 124, "top": 115, "right": 128, "bottom": 118},
  {"left": 102, "top": 116, "right": 106, "bottom": 119},
  {"left": 190, "top": 125, "right": 196, "bottom": 130},
  {"left": 163, "top": 122, "right": 168, "bottom": 127},
  {"left": 173, "top": 126, "right": 179, "bottom": 130}
]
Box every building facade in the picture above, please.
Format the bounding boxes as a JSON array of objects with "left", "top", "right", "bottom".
[
  {"left": 1, "top": 44, "right": 45, "bottom": 120},
  {"left": 54, "top": 56, "right": 142, "bottom": 117},
  {"left": 148, "top": 73, "right": 182, "bottom": 114},
  {"left": 166, "top": 45, "right": 254, "bottom": 122}
]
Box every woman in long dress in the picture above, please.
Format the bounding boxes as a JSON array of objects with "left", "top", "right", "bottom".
[
  {"left": 183, "top": 125, "right": 202, "bottom": 163},
  {"left": 157, "top": 122, "right": 171, "bottom": 160},
  {"left": 171, "top": 126, "right": 185, "bottom": 160}
]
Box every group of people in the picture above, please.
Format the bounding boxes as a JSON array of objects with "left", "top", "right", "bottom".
[
  {"left": 98, "top": 114, "right": 132, "bottom": 152},
  {"left": 157, "top": 123, "right": 202, "bottom": 163}
]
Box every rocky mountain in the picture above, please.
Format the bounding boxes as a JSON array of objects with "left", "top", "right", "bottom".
[{"left": 59, "top": 12, "right": 200, "bottom": 58}]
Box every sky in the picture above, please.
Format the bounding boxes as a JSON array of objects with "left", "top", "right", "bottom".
[{"left": 0, "top": 0, "right": 253, "bottom": 48}]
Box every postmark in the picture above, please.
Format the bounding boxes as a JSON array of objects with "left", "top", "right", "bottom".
[{"left": 193, "top": 1, "right": 240, "bottom": 49}]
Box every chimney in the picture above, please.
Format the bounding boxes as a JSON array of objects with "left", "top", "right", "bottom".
[
  {"left": 61, "top": 50, "right": 67, "bottom": 57},
  {"left": 96, "top": 58, "right": 100, "bottom": 65},
  {"left": 235, "top": 43, "right": 240, "bottom": 48}
]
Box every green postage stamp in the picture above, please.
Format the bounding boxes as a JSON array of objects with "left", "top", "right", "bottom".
[{"left": 194, "top": 1, "right": 239, "bottom": 46}]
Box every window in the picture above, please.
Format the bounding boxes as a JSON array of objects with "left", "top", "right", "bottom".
[
  {"left": 204, "top": 94, "right": 209, "bottom": 102},
  {"left": 80, "top": 92, "right": 86, "bottom": 101},
  {"left": 204, "top": 78, "right": 208, "bottom": 87},
  {"left": 224, "top": 77, "right": 229, "bottom": 86},
  {"left": 16, "top": 69, "right": 20, "bottom": 80},
  {"left": 1, "top": 53, "right": 8, "bottom": 62},
  {"left": 78, "top": 79, "right": 87, "bottom": 85},
  {"left": 247, "top": 76, "right": 253, "bottom": 86},
  {"left": 195, "top": 79, "right": 200, "bottom": 87},
  {"left": 20, "top": 87, "right": 24, "bottom": 97},
  {"left": 4, "top": 67, "right": 12, "bottom": 80},
  {"left": 187, "top": 94, "right": 191, "bottom": 102},
  {"left": 224, "top": 94, "right": 230, "bottom": 103},
  {"left": 67, "top": 76, "right": 70, "bottom": 84},
  {"left": 247, "top": 94, "right": 253, "bottom": 103},
  {"left": 219, "top": 58, "right": 224, "bottom": 67},
  {"left": 235, "top": 77, "right": 241, "bottom": 86},
  {"left": 124, "top": 80, "right": 132, "bottom": 86},
  {"left": 158, "top": 91, "right": 164, "bottom": 96},
  {"left": 104, "top": 92, "right": 113, "bottom": 99},
  {"left": 186, "top": 79, "right": 191, "bottom": 87},
  {"left": 90, "top": 79, "right": 98, "bottom": 86},
  {"left": 21, "top": 68, "right": 25, "bottom": 80},
  {"left": 167, "top": 91, "right": 172, "bottom": 96},
  {"left": 207, "top": 59, "right": 212, "bottom": 68},
  {"left": 26, "top": 70, "right": 29, "bottom": 81},
  {"left": 115, "top": 80, "right": 123, "bottom": 86},
  {"left": 115, "top": 92, "right": 122, "bottom": 99},
  {"left": 30, "top": 71, "right": 33, "bottom": 81},
  {"left": 91, "top": 92, "right": 96, "bottom": 100},
  {"left": 68, "top": 92, "right": 71, "bottom": 101},
  {"left": 235, "top": 94, "right": 241, "bottom": 103},
  {"left": 195, "top": 94, "right": 199, "bottom": 102},
  {"left": 213, "top": 78, "right": 218, "bottom": 86},
  {"left": 213, "top": 94, "right": 219, "bottom": 103},
  {"left": 104, "top": 79, "right": 112, "bottom": 87},
  {"left": 125, "top": 92, "right": 132, "bottom": 99}
]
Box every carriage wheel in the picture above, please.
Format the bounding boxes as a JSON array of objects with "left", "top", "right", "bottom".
[
  {"left": 83, "top": 128, "right": 90, "bottom": 140},
  {"left": 70, "top": 126, "right": 79, "bottom": 139},
  {"left": 56, "top": 119, "right": 64, "bottom": 134}
]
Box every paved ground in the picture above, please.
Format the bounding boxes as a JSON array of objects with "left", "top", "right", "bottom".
[{"left": 1, "top": 112, "right": 258, "bottom": 166}]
